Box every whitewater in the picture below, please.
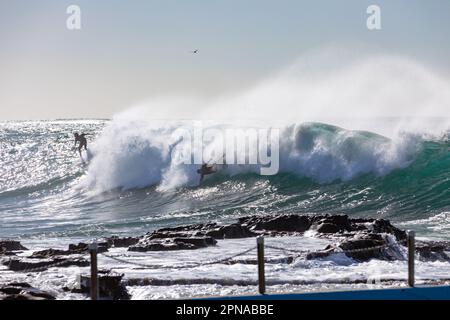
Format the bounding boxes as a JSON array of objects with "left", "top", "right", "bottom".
[{"left": 1, "top": 54, "right": 449, "bottom": 299}]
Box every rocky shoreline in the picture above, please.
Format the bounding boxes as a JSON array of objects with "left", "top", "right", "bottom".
[{"left": 1, "top": 214, "right": 450, "bottom": 300}]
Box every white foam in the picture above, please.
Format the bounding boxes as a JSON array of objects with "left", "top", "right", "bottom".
[
  {"left": 3, "top": 236, "right": 449, "bottom": 300},
  {"left": 78, "top": 119, "right": 424, "bottom": 192}
]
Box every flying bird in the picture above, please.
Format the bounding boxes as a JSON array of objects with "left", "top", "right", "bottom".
[{"left": 192, "top": 49, "right": 199, "bottom": 54}]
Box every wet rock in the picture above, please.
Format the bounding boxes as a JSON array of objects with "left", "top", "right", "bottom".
[
  {"left": 371, "top": 219, "right": 407, "bottom": 241},
  {"left": 237, "top": 214, "right": 408, "bottom": 239},
  {"left": 312, "top": 215, "right": 352, "bottom": 233},
  {"left": 230, "top": 256, "right": 295, "bottom": 265},
  {"left": 239, "top": 214, "right": 356, "bottom": 234},
  {"left": 174, "top": 237, "right": 217, "bottom": 247},
  {"left": 239, "top": 214, "right": 312, "bottom": 233},
  {"left": 105, "top": 236, "right": 140, "bottom": 248},
  {"left": 0, "top": 247, "right": 16, "bottom": 256},
  {"left": 156, "top": 223, "right": 219, "bottom": 233},
  {"left": 306, "top": 245, "right": 336, "bottom": 260},
  {"left": 31, "top": 242, "right": 109, "bottom": 259},
  {"left": 129, "top": 236, "right": 217, "bottom": 252},
  {"left": 31, "top": 249, "right": 72, "bottom": 259},
  {"left": 306, "top": 234, "right": 396, "bottom": 262},
  {"left": 316, "top": 223, "right": 343, "bottom": 234},
  {"left": 416, "top": 241, "right": 450, "bottom": 262},
  {"left": 144, "top": 223, "right": 221, "bottom": 241},
  {"left": 4, "top": 257, "right": 90, "bottom": 272},
  {"left": 68, "top": 242, "right": 109, "bottom": 254},
  {"left": 137, "top": 214, "right": 409, "bottom": 248},
  {"left": 78, "top": 272, "right": 130, "bottom": 300},
  {"left": 0, "top": 240, "right": 28, "bottom": 253},
  {"left": 0, "top": 282, "right": 55, "bottom": 300},
  {"left": 146, "top": 231, "right": 198, "bottom": 240},
  {"left": 337, "top": 234, "right": 387, "bottom": 261},
  {"left": 129, "top": 241, "right": 192, "bottom": 252},
  {"left": 206, "top": 224, "right": 257, "bottom": 239}
]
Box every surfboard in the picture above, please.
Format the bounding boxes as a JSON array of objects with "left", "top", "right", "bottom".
[{"left": 78, "top": 149, "right": 92, "bottom": 164}]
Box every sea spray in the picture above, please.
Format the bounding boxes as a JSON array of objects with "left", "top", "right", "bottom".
[{"left": 80, "top": 119, "right": 422, "bottom": 192}]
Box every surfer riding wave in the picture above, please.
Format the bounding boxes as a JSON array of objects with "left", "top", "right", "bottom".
[
  {"left": 73, "top": 132, "right": 91, "bottom": 156},
  {"left": 197, "top": 163, "right": 217, "bottom": 183}
]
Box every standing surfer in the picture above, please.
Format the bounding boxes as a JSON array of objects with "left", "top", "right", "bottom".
[{"left": 73, "top": 132, "right": 90, "bottom": 156}]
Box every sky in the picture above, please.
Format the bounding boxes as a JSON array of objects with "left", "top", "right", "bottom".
[{"left": 1, "top": 0, "right": 450, "bottom": 120}]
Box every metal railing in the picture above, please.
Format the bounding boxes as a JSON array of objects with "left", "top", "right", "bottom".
[
  {"left": 1, "top": 231, "right": 418, "bottom": 300},
  {"left": 84, "top": 230, "right": 417, "bottom": 299}
]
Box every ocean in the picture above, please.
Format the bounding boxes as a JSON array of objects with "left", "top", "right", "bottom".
[{"left": 0, "top": 117, "right": 449, "bottom": 299}]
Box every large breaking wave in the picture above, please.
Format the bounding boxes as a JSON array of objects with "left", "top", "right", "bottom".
[{"left": 80, "top": 120, "right": 426, "bottom": 192}]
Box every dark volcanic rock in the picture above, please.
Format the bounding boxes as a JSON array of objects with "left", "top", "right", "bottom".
[
  {"left": 371, "top": 219, "right": 407, "bottom": 241},
  {"left": 306, "top": 245, "right": 335, "bottom": 260},
  {"left": 416, "top": 241, "right": 450, "bottom": 262},
  {"left": 4, "top": 257, "right": 90, "bottom": 272},
  {"left": 29, "top": 238, "right": 141, "bottom": 260},
  {"left": 31, "top": 242, "right": 109, "bottom": 259},
  {"left": 306, "top": 234, "right": 396, "bottom": 262},
  {"left": 3, "top": 213, "right": 434, "bottom": 274},
  {"left": 206, "top": 224, "right": 257, "bottom": 239},
  {"left": 146, "top": 231, "right": 199, "bottom": 240},
  {"left": 156, "top": 223, "right": 218, "bottom": 233},
  {"left": 78, "top": 272, "right": 130, "bottom": 300},
  {"left": 105, "top": 236, "right": 140, "bottom": 248},
  {"left": 174, "top": 237, "right": 217, "bottom": 247},
  {"left": 128, "top": 223, "right": 222, "bottom": 252},
  {"left": 239, "top": 214, "right": 355, "bottom": 234},
  {"left": 0, "top": 240, "right": 27, "bottom": 257},
  {"left": 31, "top": 249, "right": 72, "bottom": 259},
  {"left": 142, "top": 223, "right": 221, "bottom": 242},
  {"left": 0, "top": 247, "right": 16, "bottom": 256},
  {"left": 129, "top": 242, "right": 193, "bottom": 252},
  {"left": 239, "top": 214, "right": 312, "bottom": 233},
  {"left": 0, "top": 240, "right": 28, "bottom": 253},
  {"left": 337, "top": 234, "right": 387, "bottom": 261},
  {"left": 316, "top": 223, "right": 343, "bottom": 234},
  {"left": 312, "top": 215, "right": 352, "bottom": 233},
  {"left": 0, "top": 282, "right": 55, "bottom": 300},
  {"left": 133, "top": 214, "right": 408, "bottom": 257},
  {"left": 129, "top": 236, "right": 217, "bottom": 252},
  {"left": 68, "top": 242, "right": 109, "bottom": 254},
  {"left": 238, "top": 214, "right": 408, "bottom": 240}
]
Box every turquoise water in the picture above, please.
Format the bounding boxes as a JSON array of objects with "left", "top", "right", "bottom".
[{"left": 1, "top": 120, "right": 449, "bottom": 241}]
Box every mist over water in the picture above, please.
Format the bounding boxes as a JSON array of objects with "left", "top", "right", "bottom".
[{"left": 122, "top": 53, "right": 450, "bottom": 136}]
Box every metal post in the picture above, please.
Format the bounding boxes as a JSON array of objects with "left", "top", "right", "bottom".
[
  {"left": 407, "top": 231, "right": 415, "bottom": 287},
  {"left": 89, "top": 242, "right": 99, "bottom": 300},
  {"left": 257, "top": 236, "right": 266, "bottom": 295}
]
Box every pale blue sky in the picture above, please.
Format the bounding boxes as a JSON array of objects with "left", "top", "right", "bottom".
[{"left": 1, "top": 0, "right": 450, "bottom": 120}]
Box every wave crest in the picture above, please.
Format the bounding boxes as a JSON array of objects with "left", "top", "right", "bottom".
[{"left": 80, "top": 120, "right": 425, "bottom": 192}]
